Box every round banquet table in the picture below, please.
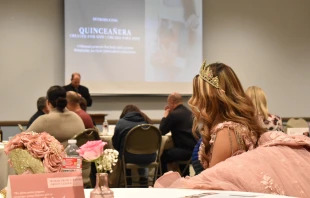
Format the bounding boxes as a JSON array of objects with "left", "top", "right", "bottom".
[{"left": 84, "top": 188, "right": 294, "bottom": 198}]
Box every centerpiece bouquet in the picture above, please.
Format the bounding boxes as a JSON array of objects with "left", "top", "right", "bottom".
[
  {"left": 0, "top": 132, "right": 65, "bottom": 198},
  {"left": 77, "top": 140, "right": 118, "bottom": 198}
]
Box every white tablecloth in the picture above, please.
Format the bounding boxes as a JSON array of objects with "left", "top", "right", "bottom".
[
  {"left": 84, "top": 188, "right": 293, "bottom": 198},
  {"left": 0, "top": 143, "right": 15, "bottom": 189}
]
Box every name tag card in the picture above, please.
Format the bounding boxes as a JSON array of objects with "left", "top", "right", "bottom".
[{"left": 7, "top": 172, "right": 85, "bottom": 198}]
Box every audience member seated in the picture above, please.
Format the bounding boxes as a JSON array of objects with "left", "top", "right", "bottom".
[
  {"left": 246, "top": 86, "right": 284, "bottom": 132},
  {"left": 79, "top": 96, "right": 87, "bottom": 111},
  {"left": 159, "top": 93, "right": 197, "bottom": 176},
  {"left": 66, "top": 91, "right": 94, "bottom": 129},
  {"left": 78, "top": 95, "right": 97, "bottom": 187},
  {"left": 63, "top": 72, "right": 92, "bottom": 107},
  {"left": 191, "top": 138, "right": 203, "bottom": 175},
  {"left": 112, "top": 104, "right": 155, "bottom": 187},
  {"left": 27, "top": 85, "right": 85, "bottom": 147},
  {"left": 26, "top": 96, "right": 49, "bottom": 129},
  {"left": 154, "top": 62, "right": 310, "bottom": 197},
  {"left": 79, "top": 96, "right": 96, "bottom": 126}
]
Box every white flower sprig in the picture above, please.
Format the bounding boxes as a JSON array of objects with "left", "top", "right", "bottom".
[{"left": 96, "top": 149, "right": 119, "bottom": 173}]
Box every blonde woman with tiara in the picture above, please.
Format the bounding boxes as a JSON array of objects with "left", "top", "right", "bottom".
[
  {"left": 245, "top": 86, "right": 283, "bottom": 132},
  {"left": 154, "top": 61, "right": 310, "bottom": 197}
]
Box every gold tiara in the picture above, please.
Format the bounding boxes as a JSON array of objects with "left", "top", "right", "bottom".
[{"left": 199, "top": 60, "right": 220, "bottom": 89}]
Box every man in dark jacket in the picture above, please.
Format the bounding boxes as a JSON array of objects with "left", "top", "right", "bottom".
[
  {"left": 27, "top": 97, "right": 49, "bottom": 128},
  {"left": 63, "top": 73, "right": 92, "bottom": 107},
  {"left": 160, "top": 92, "right": 197, "bottom": 175}
]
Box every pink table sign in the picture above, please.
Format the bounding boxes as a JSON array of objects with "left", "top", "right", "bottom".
[{"left": 6, "top": 172, "right": 85, "bottom": 198}]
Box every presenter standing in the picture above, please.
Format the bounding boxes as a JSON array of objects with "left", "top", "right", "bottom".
[{"left": 63, "top": 72, "right": 92, "bottom": 107}]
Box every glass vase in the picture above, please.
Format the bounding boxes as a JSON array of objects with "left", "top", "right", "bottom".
[{"left": 90, "top": 173, "right": 114, "bottom": 198}]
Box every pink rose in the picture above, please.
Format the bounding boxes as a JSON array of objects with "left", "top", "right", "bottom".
[
  {"left": 20, "top": 132, "right": 40, "bottom": 146},
  {"left": 43, "top": 152, "right": 64, "bottom": 173},
  {"left": 77, "top": 140, "right": 106, "bottom": 161},
  {"left": 40, "top": 132, "right": 57, "bottom": 146},
  {"left": 27, "top": 137, "right": 50, "bottom": 159},
  {"left": 5, "top": 134, "right": 23, "bottom": 154}
]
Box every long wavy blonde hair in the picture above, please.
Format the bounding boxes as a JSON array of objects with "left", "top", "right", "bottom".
[
  {"left": 188, "top": 63, "right": 265, "bottom": 163},
  {"left": 245, "top": 86, "right": 269, "bottom": 120}
]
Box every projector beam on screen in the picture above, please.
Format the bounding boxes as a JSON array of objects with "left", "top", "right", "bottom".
[{"left": 64, "top": 0, "right": 203, "bottom": 95}]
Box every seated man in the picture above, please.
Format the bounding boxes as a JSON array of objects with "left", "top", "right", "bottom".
[
  {"left": 160, "top": 92, "right": 197, "bottom": 175},
  {"left": 66, "top": 91, "right": 94, "bottom": 129},
  {"left": 27, "top": 96, "right": 49, "bottom": 129}
]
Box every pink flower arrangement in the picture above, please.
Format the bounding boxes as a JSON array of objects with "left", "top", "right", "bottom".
[
  {"left": 77, "top": 140, "right": 118, "bottom": 173},
  {"left": 77, "top": 140, "right": 106, "bottom": 161},
  {"left": 5, "top": 132, "right": 65, "bottom": 173}
]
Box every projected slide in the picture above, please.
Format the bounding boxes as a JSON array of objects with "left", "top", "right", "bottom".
[{"left": 65, "top": 0, "right": 202, "bottom": 94}]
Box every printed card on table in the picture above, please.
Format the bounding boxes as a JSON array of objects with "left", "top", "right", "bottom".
[
  {"left": 287, "top": 127, "right": 309, "bottom": 136},
  {"left": 6, "top": 172, "right": 85, "bottom": 198}
]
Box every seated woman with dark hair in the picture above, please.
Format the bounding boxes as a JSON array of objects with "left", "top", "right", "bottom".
[
  {"left": 27, "top": 85, "right": 85, "bottom": 147},
  {"left": 112, "top": 104, "right": 155, "bottom": 187}
]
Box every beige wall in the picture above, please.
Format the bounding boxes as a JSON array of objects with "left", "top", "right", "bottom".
[
  {"left": 0, "top": 0, "right": 64, "bottom": 120},
  {"left": 203, "top": 0, "right": 310, "bottom": 118},
  {"left": 0, "top": 0, "right": 310, "bottom": 121}
]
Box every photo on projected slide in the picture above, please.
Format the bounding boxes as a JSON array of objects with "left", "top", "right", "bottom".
[{"left": 145, "top": 0, "right": 202, "bottom": 82}]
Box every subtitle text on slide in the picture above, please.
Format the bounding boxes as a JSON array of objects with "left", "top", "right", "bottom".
[{"left": 74, "top": 45, "right": 136, "bottom": 54}]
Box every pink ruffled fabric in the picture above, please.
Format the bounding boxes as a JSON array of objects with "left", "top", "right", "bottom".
[{"left": 155, "top": 131, "right": 310, "bottom": 198}]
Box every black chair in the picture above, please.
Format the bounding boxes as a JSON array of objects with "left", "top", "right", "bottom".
[{"left": 72, "top": 128, "right": 101, "bottom": 188}]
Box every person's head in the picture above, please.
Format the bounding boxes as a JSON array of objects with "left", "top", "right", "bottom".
[
  {"left": 71, "top": 73, "right": 81, "bottom": 88},
  {"left": 167, "top": 92, "right": 183, "bottom": 110},
  {"left": 46, "top": 85, "right": 67, "bottom": 113},
  {"left": 188, "top": 61, "right": 265, "bottom": 143},
  {"left": 245, "top": 86, "right": 268, "bottom": 120},
  {"left": 79, "top": 97, "right": 87, "bottom": 111},
  {"left": 36, "top": 96, "right": 49, "bottom": 114},
  {"left": 120, "top": 104, "right": 152, "bottom": 124},
  {"left": 66, "top": 91, "right": 81, "bottom": 111}
]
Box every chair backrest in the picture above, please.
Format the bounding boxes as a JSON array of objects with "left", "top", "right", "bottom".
[
  {"left": 123, "top": 124, "right": 162, "bottom": 155},
  {"left": 73, "top": 128, "right": 101, "bottom": 147},
  {"left": 18, "top": 124, "right": 24, "bottom": 132},
  {"left": 286, "top": 118, "right": 308, "bottom": 128},
  {"left": 72, "top": 128, "right": 101, "bottom": 187}
]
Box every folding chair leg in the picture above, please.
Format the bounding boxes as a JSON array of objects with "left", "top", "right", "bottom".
[
  {"left": 156, "top": 159, "right": 162, "bottom": 179},
  {"left": 152, "top": 167, "right": 159, "bottom": 186},
  {"left": 122, "top": 161, "right": 128, "bottom": 188},
  {"left": 159, "top": 158, "right": 162, "bottom": 176},
  {"left": 181, "top": 161, "right": 191, "bottom": 177}
]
